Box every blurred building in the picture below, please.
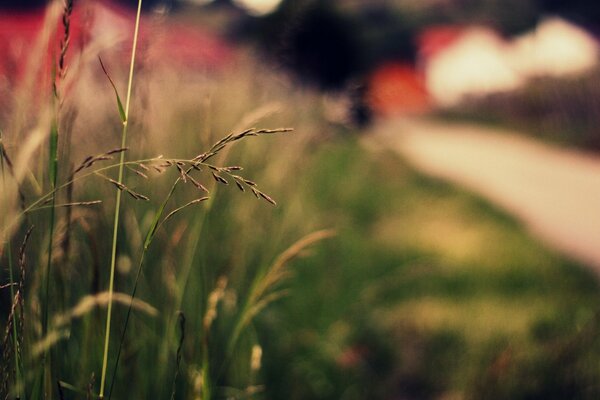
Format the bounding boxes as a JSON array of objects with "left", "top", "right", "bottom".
[
  {"left": 367, "top": 62, "right": 430, "bottom": 116},
  {"left": 0, "top": 0, "right": 232, "bottom": 92},
  {"left": 417, "top": 17, "right": 599, "bottom": 108},
  {"left": 418, "top": 26, "right": 523, "bottom": 107},
  {"left": 509, "top": 17, "right": 599, "bottom": 78}
]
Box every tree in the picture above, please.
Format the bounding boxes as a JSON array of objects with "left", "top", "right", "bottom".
[{"left": 540, "top": 0, "right": 600, "bottom": 26}]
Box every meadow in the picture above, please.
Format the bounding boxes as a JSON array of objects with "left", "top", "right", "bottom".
[{"left": 2, "top": 3, "right": 600, "bottom": 400}]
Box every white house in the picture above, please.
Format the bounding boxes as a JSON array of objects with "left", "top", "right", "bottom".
[
  {"left": 420, "top": 18, "right": 599, "bottom": 107},
  {"left": 421, "top": 26, "right": 523, "bottom": 107},
  {"left": 509, "top": 17, "right": 599, "bottom": 78}
]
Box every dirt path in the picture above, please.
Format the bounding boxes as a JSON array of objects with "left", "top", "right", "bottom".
[{"left": 370, "top": 117, "right": 600, "bottom": 272}]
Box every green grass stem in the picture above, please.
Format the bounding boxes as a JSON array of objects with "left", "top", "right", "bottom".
[
  {"left": 39, "top": 110, "right": 59, "bottom": 400},
  {"left": 99, "top": 0, "right": 143, "bottom": 397},
  {"left": 109, "top": 173, "right": 198, "bottom": 398}
]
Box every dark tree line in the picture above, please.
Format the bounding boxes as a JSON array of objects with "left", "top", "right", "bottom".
[
  {"left": 243, "top": 0, "right": 600, "bottom": 90},
  {"left": 243, "top": 0, "right": 415, "bottom": 90}
]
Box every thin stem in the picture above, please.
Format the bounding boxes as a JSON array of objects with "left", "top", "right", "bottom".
[
  {"left": 2, "top": 155, "right": 184, "bottom": 238},
  {"left": 1, "top": 134, "right": 21, "bottom": 399},
  {"left": 108, "top": 177, "right": 181, "bottom": 399},
  {"left": 106, "top": 251, "right": 145, "bottom": 400},
  {"left": 2, "top": 126, "right": 289, "bottom": 237},
  {"left": 42, "top": 103, "right": 60, "bottom": 400},
  {"left": 99, "top": 0, "right": 143, "bottom": 398},
  {"left": 7, "top": 245, "right": 23, "bottom": 400}
]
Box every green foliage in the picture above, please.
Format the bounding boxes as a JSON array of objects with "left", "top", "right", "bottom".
[
  {"left": 256, "top": 138, "right": 600, "bottom": 399},
  {"left": 471, "top": 312, "right": 600, "bottom": 400}
]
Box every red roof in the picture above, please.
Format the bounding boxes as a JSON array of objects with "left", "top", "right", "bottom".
[
  {"left": 417, "top": 25, "right": 465, "bottom": 61},
  {"left": 367, "top": 62, "right": 430, "bottom": 116},
  {"left": 0, "top": 1, "right": 233, "bottom": 91}
]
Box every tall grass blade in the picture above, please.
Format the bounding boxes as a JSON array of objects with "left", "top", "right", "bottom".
[
  {"left": 0, "top": 131, "right": 26, "bottom": 210},
  {"left": 98, "top": 58, "right": 126, "bottom": 124},
  {"left": 99, "top": 0, "right": 143, "bottom": 397},
  {"left": 41, "top": 114, "right": 59, "bottom": 400},
  {"left": 108, "top": 178, "right": 187, "bottom": 399},
  {"left": 226, "top": 230, "right": 335, "bottom": 360}
]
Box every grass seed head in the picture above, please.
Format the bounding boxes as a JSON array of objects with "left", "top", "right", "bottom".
[{"left": 212, "top": 172, "right": 228, "bottom": 185}]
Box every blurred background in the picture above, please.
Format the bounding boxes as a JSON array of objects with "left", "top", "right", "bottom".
[{"left": 2, "top": 0, "right": 600, "bottom": 399}]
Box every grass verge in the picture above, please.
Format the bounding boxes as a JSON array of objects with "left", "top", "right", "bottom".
[{"left": 259, "top": 137, "right": 600, "bottom": 400}]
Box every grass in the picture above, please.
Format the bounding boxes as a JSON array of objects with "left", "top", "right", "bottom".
[
  {"left": 0, "top": 3, "right": 322, "bottom": 398},
  {"left": 258, "top": 138, "right": 600, "bottom": 400},
  {"left": 2, "top": 3, "right": 600, "bottom": 399},
  {"left": 99, "top": 0, "right": 142, "bottom": 396}
]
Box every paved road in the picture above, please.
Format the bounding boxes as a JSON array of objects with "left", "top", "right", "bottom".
[{"left": 370, "top": 117, "right": 600, "bottom": 271}]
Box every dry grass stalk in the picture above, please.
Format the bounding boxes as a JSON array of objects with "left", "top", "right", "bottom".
[
  {"left": 4, "top": 124, "right": 288, "bottom": 239},
  {"left": 184, "top": 172, "right": 209, "bottom": 193},
  {"left": 203, "top": 277, "right": 228, "bottom": 332},
  {"left": 53, "top": 200, "right": 102, "bottom": 208},
  {"left": 52, "top": 291, "right": 157, "bottom": 328},
  {"left": 1, "top": 299, "right": 19, "bottom": 397},
  {"left": 58, "top": 0, "right": 74, "bottom": 81},
  {"left": 96, "top": 173, "right": 149, "bottom": 201},
  {"left": 0, "top": 111, "right": 54, "bottom": 242},
  {"left": 31, "top": 200, "right": 102, "bottom": 212},
  {"left": 31, "top": 330, "right": 70, "bottom": 358},
  {"left": 227, "top": 230, "right": 335, "bottom": 359},
  {"left": 193, "top": 127, "right": 292, "bottom": 164},
  {"left": 162, "top": 197, "right": 210, "bottom": 225},
  {"left": 234, "top": 180, "right": 245, "bottom": 192},
  {"left": 126, "top": 165, "right": 148, "bottom": 179},
  {"left": 264, "top": 229, "right": 336, "bottom": 289},
  {"left": 250, "top": 344, "right": 262, "bottom": 372},
  {"left": 212, "top": 172, "right": 228, "bottom": 185},
  {"left": 0, "top": 227, "right": 33, "bottom": 398},
  {"left": 16, "top": 226, "right": 33, "bottom": 345},
  {"left": 137, "top": 162, "right": 149, "bottom": 172},
  {"left": 0, "top": 132, "right": 26, "bottom": 210},
  {"left": 253, "top": 230, "right": 336, "bottom": 312},
  {"left": 176, "top": 164, "right": 188, "bottom": 183},
  {"left": 73, "top": 148, "right": 128, "bottom": 175}
]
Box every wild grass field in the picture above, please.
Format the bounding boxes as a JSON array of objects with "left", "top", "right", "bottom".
[
  {"left": 259, "top": 138, "right": 600, "bottom": 399},
  {"left": 2, "top": 3, "right": 600, "bottom": 400}
]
